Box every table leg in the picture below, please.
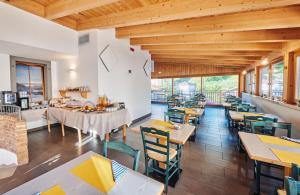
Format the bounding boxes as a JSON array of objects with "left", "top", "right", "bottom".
[
  {"left": 47, "top": 110, "right": 51, "bottom": 133},
  {"left": 255, "top": 161, "right": 261, "bottom": 194},
  {"left": 77, "top": 128, "right": 82, "bottom": 143},
  {"left": 122, "top": 125, "right": 127, "bottom": 143},
  {"left": 184, "top": 115, "right": 189, "bottom": 124},
  {"left": 284, "top": 167, "right": 292, "bottom": 176},
  {"left": 61, "top": 122, "right": 65, "bottom": 137}
]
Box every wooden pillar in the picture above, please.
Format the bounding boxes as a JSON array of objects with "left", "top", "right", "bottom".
[
  {"left": 255, "top": 66, "right": 261, "bottom": 96},
  {"left": 238, "top": 74, "right": 242, "bottom": 97},
  {"left": 283, "top": 51, "right": 296, "bottom": 104},
  {"left": 200, "top": 77, "right": 203, "bottom": 94}
]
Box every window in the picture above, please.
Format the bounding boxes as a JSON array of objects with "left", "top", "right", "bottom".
[
  {"left": 246, "top": 72, "right": 251, "bottom": 93},
  {"left": 174, "top": 77, "right": 202, "bottom": 97},
  {"left": 16, "top": 62, "right": 45, "bottom": 102},
  {"left": 151, "top": 78, "right": 172, "bottom": 102},
  {"left": 260, "top": 66, "right": 269, "bottom": 96},
  {"left": 271, "top": 61, "right": 284, "bottom": 98},
  {"left": 246, "top": 71, "right": 255, "bottom": 94}
]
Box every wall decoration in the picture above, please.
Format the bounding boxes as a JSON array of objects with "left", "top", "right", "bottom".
[
  {"left": 98, "top": 44, "right": 117, "bottom": 72},
  {"left": 143, "top": 59, "right": 151, "bottom": 77}
]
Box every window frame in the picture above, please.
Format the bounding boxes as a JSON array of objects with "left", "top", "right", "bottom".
[
  {"left": 270, "top": 58, "right": 284, "bottom": 99},
  {"left": 16, "top": 62, "right": 46, "bottom": 102},
  {"left": 259, "top": 65, "right": 270, "bottom": 97},
  {"left": 246, "top": 70, "right": 255, "bottom": 94},
  {"left": 10, "top": 56, "right": 52, "bottom": 101}
]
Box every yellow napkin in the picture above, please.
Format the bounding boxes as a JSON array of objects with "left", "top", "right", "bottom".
[
  {"left": 41, "top": 185, "right": 65, "bottom": 195},
  {"left": 152, "top": 119, "right": 175, "bottom": 129},
  {"left": 70, "top": 155, "right": 115, "bottom": 193},
  {"left": 258, "top": 135, "right": 300, "bottom": 148},
  {"left": 272, "top": 149, "right": 300, "bottom": 166}
]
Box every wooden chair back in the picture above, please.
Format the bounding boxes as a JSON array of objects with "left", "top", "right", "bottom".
[{"left": 103, "top": 141, "right": 140, "bottom": 171}]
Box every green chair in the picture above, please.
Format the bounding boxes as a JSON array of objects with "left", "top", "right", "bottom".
[
  {"left": 140, "top": 127, "right": 180, "bottom": 193},
  {"left": 250, "top": 120, "right": 292, "bottom": 137},
  {"left": 291, "top": 163, "right": 300, "bottom": 181},
  {"left": 103, "top": 141, "right": 141, "bottom": 171},
  {"left": 284, "top": 177, "right": 300, "bottom": 195},
  {"left": 280, "top": 164, "right": 300, "bottom": 195},
  {"left": 164, "top": 108, "right": 186, "bottom": 124}
]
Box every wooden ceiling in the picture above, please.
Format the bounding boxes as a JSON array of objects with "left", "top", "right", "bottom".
[{"left": 3, "top": 0, "right": 300, "bottom": 73}]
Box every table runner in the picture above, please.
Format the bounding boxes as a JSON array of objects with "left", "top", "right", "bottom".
[
  {"left": 48, "top": 108, "right": 132, "bottom": 140},
  {"left": 271, "top": 149, "right": 300, "bottom": 166},
  {"left": 258, "top": 135, "right": 300, "bottom": 149}
]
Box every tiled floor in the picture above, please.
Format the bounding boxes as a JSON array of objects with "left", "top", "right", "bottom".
[{"left": 0, "top": 105, "right": 282, "bottom": 194}]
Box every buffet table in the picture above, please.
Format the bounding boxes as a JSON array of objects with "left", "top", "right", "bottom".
[{"left": 47, "top": 107, "right": 132, "bottom": 142}]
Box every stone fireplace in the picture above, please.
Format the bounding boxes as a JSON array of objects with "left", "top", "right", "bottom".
[{"left": 0, "top": 115, "right": 28, "bottom": 165}]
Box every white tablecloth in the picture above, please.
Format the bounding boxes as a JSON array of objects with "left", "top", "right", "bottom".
[
  {"left": 48, "top": 108, "right": 132, "bottom": 140},
  {"left": 21, "top": 108, "right": 47, "bottom": 122}
]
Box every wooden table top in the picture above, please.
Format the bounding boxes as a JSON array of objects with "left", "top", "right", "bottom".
[
  {"left": 239, "top": 132, "right": 300, "bottom": 168},
  {"left": 222, "top": 103, "right": 231, "bottom": 108},
  {"left": 174, "top": 107, "right": 205, "bottom": 117},
  {"left": 229, "top": 111, "right": 285, "bottom": 122},
  {"left": 130, "top": 119, "right": 195, "bottom": 145}
]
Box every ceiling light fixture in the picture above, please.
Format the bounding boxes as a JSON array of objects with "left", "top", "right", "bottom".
[{"left": 261, "top": 58, "right": 269, "bottom": 65}]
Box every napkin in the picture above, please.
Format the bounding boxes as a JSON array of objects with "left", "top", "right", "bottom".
[
  {"left": 40, "top": 185, "right": 65, "bottom": 195},
  {"left": 70, "top": 156, "right": 115, "bottom": 193}
]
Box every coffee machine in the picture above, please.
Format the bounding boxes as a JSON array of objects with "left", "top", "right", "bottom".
[{"left": 17, "top": 91, "right": 29, "bottom": 110}]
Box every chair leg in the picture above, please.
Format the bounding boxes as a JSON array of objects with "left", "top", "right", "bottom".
[
  {"left": 165, "top": 170, "right": 169, "bottom": 194},
  {"left": 145, "top": 158, "right": 149, "bottom": 176}
]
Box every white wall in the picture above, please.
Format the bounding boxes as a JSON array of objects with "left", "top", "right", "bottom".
[
  {"left": 97, "top": 29, "right": 151, "bottom": 120},
  {"left": 0, "top": 2, "right": 78, "bottom": 56},
  {"left": 0, "top": 53, "right": 10, "bottom": 91},
  {"left": 55, "top": 29, "right": 152, "bottom": 120},
  {"left": 0, "top": 3, "right": 151, "bottom": 128},
  {"left": 242, "top": 93, "right": 300, "bottom": 138}
]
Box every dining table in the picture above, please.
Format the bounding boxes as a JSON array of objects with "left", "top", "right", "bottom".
[
  {"left": 174, "top": 107, "right": 205, "bottom": 123},
  {"left": 4, "top": 151, "right": 164, "bottom": 195},
  {"left": 229, "top": 111, "right": 285, "bottom": 122},
  {"left": 239, "top": 132, "right": 300, "bottom": 194},
  {"left": 47, "top": 107, "right": 132, "bottom": 143},
  {"left": 130, "top": 119, "right": 196, "bottom": 145}
]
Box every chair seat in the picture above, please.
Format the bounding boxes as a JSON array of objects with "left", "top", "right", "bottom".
[{"left": 147, "top": 145, "right": 177, "bottom": 162}]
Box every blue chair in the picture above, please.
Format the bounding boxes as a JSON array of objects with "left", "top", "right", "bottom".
[{"left": 103, "top": 141, "right": 140, "bottom": 172}]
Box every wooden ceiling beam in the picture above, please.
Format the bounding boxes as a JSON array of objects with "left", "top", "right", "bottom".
[
  {"left": 77, "top": 0, "right": 300, "bottom": 30},
  {"left": 4, "top": 0, "right": 45, "bottom": 17},
  {"left": 45, "top": 0, "right": 119, "bottom": 20},
  {"left": 131, "top": 28, "right": 300, "bottom": 45},
  {"left": 153, "top": 58, "right": 253, "bottom": 65},
  {"left": 154, "top": 62, "right": 247, "bottom": 68},
  {"left": 151, "top": 54, "right": 262, "bottom": 61},
  {"left": 116, "top": 5, "right": 300, "bottom": 38},
  {"left": 142, "top": 43, "right": 283, "bottom": 51},
  {"left": 149, "top": 50, "right": 272, "bottom": 57},
  {"left": 54, "top": 17, "right": 78, "bottom": 29}
]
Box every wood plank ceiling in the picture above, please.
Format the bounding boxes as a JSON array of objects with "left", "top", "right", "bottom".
[{"left": 3, "top": 0, "right": 300, "bottom": 78}]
